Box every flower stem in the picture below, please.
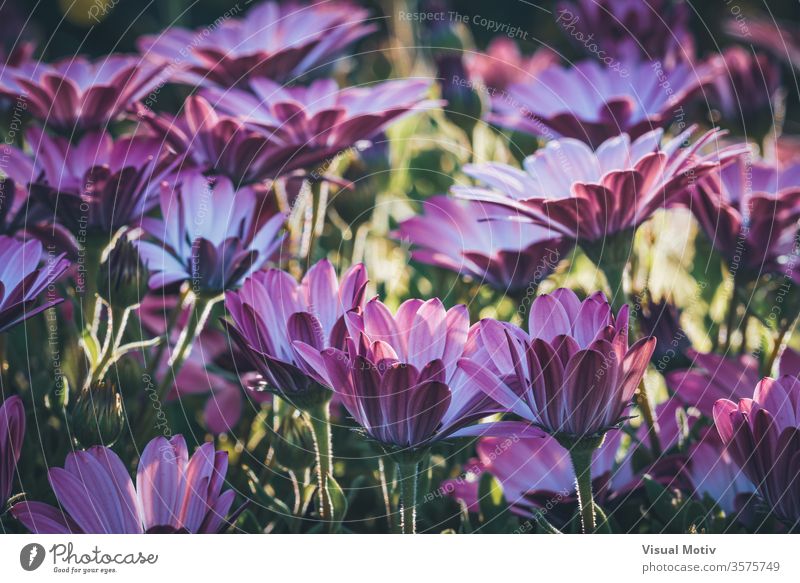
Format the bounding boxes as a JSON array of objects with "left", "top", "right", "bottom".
[
  {"left": 636, "top": 379, "right": 662, "bottom": 457},
  {"left": 155, "top": 295, "right": 217, "bottom": 402},
  {"left": 305, "top": 400, "right": 335, "bottom": 530},
  {"left": 88, "top": 304, "right": 130, "bottom": 386},
  {"left": 568, "top": 446, "right": 596, "bottom": 534},
  {"left": 396, "top": 459, "right": 420, "bottom": 534}
]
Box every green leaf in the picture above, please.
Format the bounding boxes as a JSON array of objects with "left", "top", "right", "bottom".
[{"left": 478, "top": 472, "right": 508, "bottom": 525}]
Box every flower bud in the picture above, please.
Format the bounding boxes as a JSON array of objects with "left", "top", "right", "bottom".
[
  {"left": 272, "top": 407, "right": 316, "bottom": 473},
  {"left": 97, "top": 238, "right": 149, "bottom": 309},
  {"left": 69, "top": 379, "right": 124, "bottom": 447}
]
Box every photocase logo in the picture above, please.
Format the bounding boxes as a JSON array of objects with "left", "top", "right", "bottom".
[{"left": 20, "top": 543, "right": 46, "bottom": 571}]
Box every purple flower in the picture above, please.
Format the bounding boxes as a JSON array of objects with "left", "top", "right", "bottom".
[
  {"left": 685, "top": 430, "right": 754, "bottom": 516},
  {"left": 447, "top": 430, "right": 627, "bottom": 516},
  {"left": 304, "top": 297, "right": 516, "bottom": 451},
  {"left": 3, "top": 128, "right": 178, "bottom": 235},
  {"left": 462, "top": 289, "right": 655, "bottom": 438},
  {"left": 0, "top": 395, "right": 25, "bottom": 507},
  {"left": 455, "top": 127, "right": 744, "bottom": 246},
  {"left": 714, "top": 375, "right": 800, "bottom": 527},
  {"left": 136, "top": 171, "right": 286, "bottom": 293},
  {"left": 198, "top": 78, "right": 436, "bottom": 180},
  {"left": 690, "top": 154, "right": 800, "bottom": 284},
  {"left": 555, "top": 0, "right": 694, "bottom": 66},
  {"left": 488, "top": 59, "right": 710, "bottom": 147},
  {"left": 465, "top": 37, "right": 559, "bottom": 92},
  {"left": 0, "top": 55, "right": 163, "bottom": 132},
  {"left": 225, "top": 259, "right": 368, "bottom": 408},
  {"left": 138, "top": 1, "right": 375, "bottom": 88},
  {"left": 0, "top": 236, "right": 69, "bottom": 332},
  {"left": 394, "top": 196, "right": 570, "bottom": 293},
  {"left": 12, "top": 435, "right": 236, "bottom": 533},
  {"left": 710, "top": 46, "right": 782, "bottom": 120},
  {"left": 725, "top": 16, "right": 800, "bottom": 73},
  {"left": 666, "top": 351, "right": 761, "bottom": 418}
]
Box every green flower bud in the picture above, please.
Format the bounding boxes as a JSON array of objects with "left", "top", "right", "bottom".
[
  {"left": 272, "top": 408, "right": 316, "bottom": 473},
  {"left": 69, "top": 379, "right": 124, "bottom": 447},
  {"left": 97, "top": 238, "right": 149, "bottom": 309}
]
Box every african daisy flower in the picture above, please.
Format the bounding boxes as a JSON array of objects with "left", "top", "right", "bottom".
[
  {"left": 3, "top": 127, "right": 178, "bottom": 237},
  {"left": 690, "top": 154, "right": 800, "bottom": 285},
  {"left": 394, "top": 196, "right": 570, "bottom": 294},
  {"left": 456, "top": 127, "right": 745, "bottom": 301},
  {"left": 714, "top": 375, "right": 800, "bottom": 528},
  {"left": 0, "top": 236, "right": 69, "bottom": 333},
  {"left": 488, "top": 59, "right": 710, "bottom": 147},
  {"left": 301, "top": 297, "right": 521, "bottom": 533},
  {"left": 137, "top": 171, "right": 286, "bottom": 294},
  {"left": 0, "top": 395, "right": 25, "bottom": 508},
  {"left": 12, "top": 435, "right": 236, "bottom": 533},
  {"left": 138, "top": 1, "right": 375, "bottom": 88},
  {"left": 225, "top": 259, "right": 368, "bottom": 409},
  {"left": 461, "top": 288, "right": 655, "bottom": 532},
  {"left": 0, "top": 55, "right": 163, "bottom": 132},
  {"left": 198, "top": 78, "right": 436, "bottom": 180},
  {"left": 556, "top": 0, "right": 694, "bottom": 65},
  {"left": 465, "top": 37, "right": 559, "bottom": 92}
]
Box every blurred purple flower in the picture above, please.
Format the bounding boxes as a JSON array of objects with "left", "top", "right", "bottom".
[
  {"left": 725, "top": 16, "right": 800, "bottom": 73},
  {"left": 12, "top": 435, "right": 236, "bottom": 533},
  {"left": 447, "top": 430, "right": 627, "bottom": 515},
  {"left": 305, "top": 297, "right": 517, "bottom": 450},
  {"left": 3, "top": 128, "right": 178, "bottom": 236},
  {"left": 0, "top": 236, "right": 69, "bottom": 332},
  {"left": 714, "top": 375, "right": 800, "bottom": 527},
  {"left": 691, "top": 154, "right": 800, "bottom": 284},
  {"left": 556, "top": 0, "right": 694, "bottom": 65},
  {"left": 710, "top": 46, "right": 782, "bottom": 121},
  {"left": 488, "top": 59, "right": 711, "bottom": 147},
  {"left": 0, "top": 55, "right": 163, "bottom": 132},
  {"left": 394, "top": 196, "right": 570, "bottom": 293},
  {"left": 465, "top": 38, "right": 559, "bottom": 92},
  {"left": 0, "top": 395, "right": 25, "bottom": 507},
  {"left": 666, "top": 351, "right": 760, "bottom": 418},
  {"left": 635, "top": 298, "right": 691, "bottom": 371},
  {"left": 137, "top": 172, "right": 286, "bottom": 293},
  {"left": 138, "top": 1, "right": 375, "bottom": 88},
  {"left": 225, "top": 259, "right": 367, "bottom": 408},
  {"left": 462, "top": 288, "right": 655, "bottom": 438},
  {"left": 685, "top": 430, "right": 754, "bottom": 516},
  {"left": 455, "top": 127, "right": 744, "bottom": 246}
]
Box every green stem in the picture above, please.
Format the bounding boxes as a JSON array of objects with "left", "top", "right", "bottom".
[
  {"left": 601, "top": 258, "right": 629, "bottom": 315},
  {"left": 88, "top": 304, "right": 130, "bottom": 386},
  {"left": 378, "top": 457, "right": 395, "bottom": 533},
  {"left": 155, "top": 295, "right": 217, "bottom": 402},
  {"left": 636, "top": 379, "right": 662, "bottom": 457},
  {"left": 568, "top": 447, "right": 596, "bottom": 534},
  {"left": 145, "top": 287, "right": 190, "bottom": 381},
  {"left": 396, "top": 460, "right": 420, "bottom": 534},
  {"left": 722, "top": 280, "right": 739, "bottom": 352},
  {"left": 306, "top": 400, "right": 334, "bottom": 530},
  {"left": 764, "top": 316, "right": 797, "bottom": 376}
]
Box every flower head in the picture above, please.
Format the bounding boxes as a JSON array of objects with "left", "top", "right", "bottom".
[
  {"left": 197, "top": 78, "right": 436, "bottom": 180},
  {"left": 465, "top": 37, "right": 558, "bottom": 92},
  {"left": 394, "top": 196, "right": 570, "bottom": 293},
  {"left": 12, "top": 435, "right": 236, "bottom": 533},
  {"left": 463, "top": 288, "right": 655, "bottom": 438},
  {"left": 714, "top": 375, "right": 800, "bottom": 526},
  {"left": 488, "top": 59, "right": 710, "bottom": 147},
  {"left": 0, "top": 55, "right": 162, "bottom": 132},
  {"left": 0, "top": 236, "right": 69, "bottom": 333},
  {"left": 225, "top": 260, "right": 368, "bottom": 408},
  {"left": 690, "top": 154, "right": 800, "bottom": 284},
  {"left": 555, "top": 0, "right": 693, "bottom": 65},
  {"left": 137, "top": 172, "right": 286, "bottom": 294},
  {"left": 138, "top": 1, "right": 375, "bottom": 88},
  {"left": 455, "top": 127, "right": 744, "bottom": 245},
  {"left": 0, "top": 395, "right": 25, "bottom": 507},
  {"left": 304, "top": 297, "right": 511, "bottom": 452},
  {"left": 3, "top": 128, "right": 177, "bottom": 236}
]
